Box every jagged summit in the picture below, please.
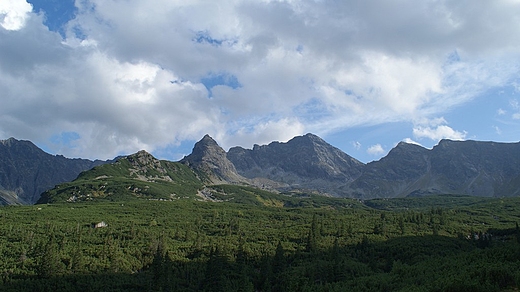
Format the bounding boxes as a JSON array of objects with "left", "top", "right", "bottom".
[
  {"left": 126, "top": 150, "right": 158, "bottom": 167},
  {"left": 386, "top": 141, "right": 429, "bottom": 157},
  {"left": 0, "top": 137, "right": 19, "bottom": 146},
  {"left": 201, "top": 134, "right": 218, "bottom": 144},
  {"left": 294, "top": 133, "right": 326, "bottom": 143},
  {"left": 185, "top": 134, "right": 223, "bottom": 160},
  {"left": 227, "top": 133, "right": 364, "bottom": 195},
  {"left": 181, "top": 134, "right": 245, "bottom": 184},
  {"left": 181, "top": 134, "right": 225, "bottom": 165},
  {"left": 0, "top": 137, "right": 38, "bottom": 149}
]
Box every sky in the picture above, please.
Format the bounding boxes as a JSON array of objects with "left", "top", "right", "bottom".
[{"left": 1, "top": 0, "right": 520, "bottom": 163}]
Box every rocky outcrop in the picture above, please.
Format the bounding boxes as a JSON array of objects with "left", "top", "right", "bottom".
[
  {"left": 227, "top": 133, "right": 364, "bottom": 195},
  {"left": 180, "top": 135, "right": 246, "bottom": 184},
  {"left": 125, "top": 150, "right": 174, "bottom": 182}
]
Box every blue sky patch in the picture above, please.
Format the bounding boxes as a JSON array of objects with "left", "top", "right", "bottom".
[
  {"left": 50, "top": 131, "right": 80, "bottom": 148},
  {"left": 153, "top": 139, "right": 197, "bottom": 161},
  {"left": 192, "top": 31, "right": 238, "bottom": 47},
  {"left": 293, "top": 98, "right": 331, "bottom": 122},
  {"left": 201, "top": 72, "right": 242, "bottom": 97},
  {"left": 27, "top": 0, "right": 76, "bottom": 36},
  {"left": 193, "top": 31, "right": 224, "bottom": 46}
]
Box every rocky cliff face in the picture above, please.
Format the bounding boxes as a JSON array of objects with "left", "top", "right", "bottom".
[
  {"left": 343, "top": 142, "right": 432, "bottom": 198},
  {"left": 227, "top": 133, "right": 364, "bottom": 195},
  {"left": 180, "top": 135, "right": 246, "bottom": 184},
  {"left": 0, "top": 138, "right": 108, "bottom": 204},
  {"left": 345, "top": 140, "right": 520, "bottom": 198},
  {"left": 428, "top": 140, "right": 520, "bottom": 197}
]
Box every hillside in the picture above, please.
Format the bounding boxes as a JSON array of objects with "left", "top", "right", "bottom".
[
  {"left": 39, "top": 149, "right": 358, "bottom": 209},
  {"left": 38, "top": 150, "right": 203, "bottom": 203}
]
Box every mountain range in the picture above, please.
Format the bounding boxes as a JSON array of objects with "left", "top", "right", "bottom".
[{"left": 2, "top": 134, "right": 520, "bottom": 204}]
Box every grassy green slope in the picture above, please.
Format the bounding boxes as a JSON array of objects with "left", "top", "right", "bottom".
[{"left": 38, "top": 157, "right": 204, "bottom": 203}]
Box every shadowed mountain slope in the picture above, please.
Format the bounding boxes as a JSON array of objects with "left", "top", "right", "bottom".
[
  {"left": 344, "top": 140, "right": 520, "bottom": 198},
  {"left": 0, "top": 138, "right": 108, "bottom": 204}
]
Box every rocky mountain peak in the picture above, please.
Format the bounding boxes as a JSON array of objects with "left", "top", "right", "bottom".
[
  {"left": 126, "top": 150, "right": 160, "bottom": 168},
  {"left": 387, "top": 141, "right": 429, "bottom": 157},
  {"left": 0, "top": 137, "right": 40, "bottom": 152},
  {"left": 181, "top": 134, "right": 245, "bottom": 184},
  {"left": 302, "top": 132, "right": 325, "bottom": 142},
  {"left": 195, "top": 134, "right": 224, "bottom": 155},
  {"left": 286, "top": 133, "right": 326, "bottom": 147},
  {"left": 123, "top": 150, "right": 174, "bottom": 181},
  {"left": 0, "top": 137, "right": 18, "bottom": 147},
  {"left": 200, "top": 134, "right": 218, "bottom": 144},
  {"left": 227, "top": 133, "right": 364, "bottom": 195}
]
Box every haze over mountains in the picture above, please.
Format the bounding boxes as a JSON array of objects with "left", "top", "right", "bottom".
[{"left": 2, "top": 134, "right": 520, "bottom": 205}]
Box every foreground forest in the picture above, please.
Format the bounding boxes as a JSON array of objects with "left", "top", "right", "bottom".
[{"left": 1, "top": 190, "right": 520, "bottom": 291}]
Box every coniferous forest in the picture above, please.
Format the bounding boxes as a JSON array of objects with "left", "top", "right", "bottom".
[{"left": 1, "top": 188, "right": 520, "bottom": 291}]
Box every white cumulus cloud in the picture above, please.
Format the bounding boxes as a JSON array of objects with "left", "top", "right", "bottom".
[
  {"left": 0, "top": 0, "right": 32, "bottom": 30},
  {"left": 413, "top": 117, "right": 466, "bottom": 141},
  {"left": 367, "top": 144, "right": 385, "bottom": 156}
]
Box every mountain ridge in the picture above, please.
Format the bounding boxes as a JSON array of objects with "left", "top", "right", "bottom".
[
  {"left": 344, "top": 139, "right": 520, "bottom": 198},
  {"left": 3, "top": 134, "right": 520, "bottom": 204},
  {"left": 227, "top": 133, "right": 364, "bottom": 195}
]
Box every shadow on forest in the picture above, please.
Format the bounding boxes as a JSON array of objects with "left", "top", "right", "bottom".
[{"left": 2, "top": 228, "right": 520, "bottom": 292}]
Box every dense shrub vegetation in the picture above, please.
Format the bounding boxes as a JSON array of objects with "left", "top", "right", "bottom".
[{"left": 1, "top": 192, "right": 520, "bottom": 291}]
